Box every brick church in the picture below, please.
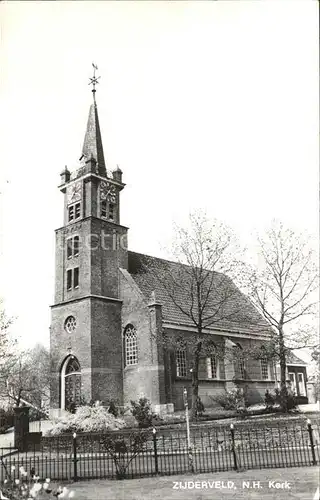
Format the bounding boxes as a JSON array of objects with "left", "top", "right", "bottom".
[{"left": 50, "top": 78, "right": 277, "bottom": 417}]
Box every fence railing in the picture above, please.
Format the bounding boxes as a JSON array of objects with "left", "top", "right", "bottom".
[{"left": 1, "top": 421, "right": 319, "bottom": 482}]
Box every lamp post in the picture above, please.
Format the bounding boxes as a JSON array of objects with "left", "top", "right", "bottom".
[
  {"left": 183, "top": 387, "right": 194, "bottom": 472},
  {"left": 230, "top": 423, "right": 238, "bottom": 471},
  {"left": 152, "top": 427, "right": 159, "bottom": 473},
  {"left": 72, "top": 432, "right": 78, "bottom": 481},
  {"left": 183, "top": 388, "right": 191, "bottom": 448}
]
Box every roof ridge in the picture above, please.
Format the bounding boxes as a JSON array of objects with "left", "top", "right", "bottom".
[{"left": 128, "top": 250, "right": 222, "bottom": 275}]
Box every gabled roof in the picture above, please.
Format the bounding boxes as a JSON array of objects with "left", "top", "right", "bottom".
[
  {"left": 127, "top": 251, "right": 272, "bottom": 336},
  {"left": 286, "top": 352, "right": 307, "bottom": 366}
]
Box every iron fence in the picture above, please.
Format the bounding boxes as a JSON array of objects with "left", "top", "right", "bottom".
[{"left": 0, "top": 421, "right": 319, "bottom": 482}]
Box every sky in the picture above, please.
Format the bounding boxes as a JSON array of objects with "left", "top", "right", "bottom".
[{"left": 0, "top": 1, "right": 318, "bottom": 350}]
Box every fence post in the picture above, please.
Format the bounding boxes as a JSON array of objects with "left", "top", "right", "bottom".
[
  {"left": 230, "top": 424, "right": 238, "bottom": 471},
  {"left": 307, "top": 419, "right": 317, "bottom": 466},
  {"left": 73, "top": 432, "right": 78, "bottom": 481},
  {"left": 152, "top": 428, "right": 159, "bottom": 474}
]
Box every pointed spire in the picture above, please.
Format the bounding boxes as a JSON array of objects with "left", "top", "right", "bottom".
[
  {"left": 81, "top": 64, "right": 106, "bottom": 177},
  {"left": 81, "top": 102, "right": 106, "bottom": 176}
]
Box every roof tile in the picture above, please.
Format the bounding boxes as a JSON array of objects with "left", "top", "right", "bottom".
[{"left": 128, "top": 251, "right": 272, "bottom": 336}]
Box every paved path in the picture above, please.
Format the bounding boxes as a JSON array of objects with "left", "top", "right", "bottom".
[
  {"left": 0, "top": 429, "right": 14, "bottom": 449},
  {"left": 298, "top": 403, "right": 320, "bottom": 413},
  {"left": 68, "top": 466, "right": 319, "bottom": 499}
]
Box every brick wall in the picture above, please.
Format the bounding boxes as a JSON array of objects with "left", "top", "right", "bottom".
[
  {"left": 50, "top": 299, "right": 92, "bottom": 408},
  {"left": 161, "top": 330, "right": 276, "bottom": 411},
  {"left": 120, "top": 270, "right": 165, "bottom": 406},
  {"left": 90, "top": 297, "right": 123, "bottom": 404},
  {"left": 51, "top": 213, "right": 128, "bottom": 409}
]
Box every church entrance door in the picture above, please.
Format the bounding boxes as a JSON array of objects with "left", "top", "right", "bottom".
[{"left": 62, "top": 356, "right": 81, "bottom": 412}]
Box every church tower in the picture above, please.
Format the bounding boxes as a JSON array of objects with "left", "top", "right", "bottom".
[{"left": 50, "top": 68, "right": 128, "bottom": 414}]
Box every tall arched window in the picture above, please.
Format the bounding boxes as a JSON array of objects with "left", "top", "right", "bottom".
[
  {"left": 124, "top": 325, "right": 138, "bottom": 366},
  {"left": 234, "top": 343, "right": 246, "bottom": 379}
]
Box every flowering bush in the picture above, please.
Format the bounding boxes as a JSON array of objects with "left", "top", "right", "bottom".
[
  {"left": 1, "top": 466, "right": 75, "bottom": 499},
  {"left": 45, "top": 402, "right": 126, "bottom": 436}
]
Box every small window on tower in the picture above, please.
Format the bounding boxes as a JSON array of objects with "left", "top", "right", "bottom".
[
  {"left": 101, "top": 200, "right": 107, "bottom": 218},
  {"left": 67, "top": 238, "right": 73, "bottom": 259},
  {"left": 75, "top": 203, "right": 81, "bottom": 219},
  {"left": 73, "top": 236, "right": 79, "bottom": 256},
  {"left": 73, "top": 267, "right": 79, "bottom": 288},
  {"left": 68, "top": 206, "right": 74, "bottom": 222},
  {"left": 67, "top": 269, "right": 72, "bottom": 290},
  {"left": 108, "top": 203, "right": 114, "bottom": 221}
]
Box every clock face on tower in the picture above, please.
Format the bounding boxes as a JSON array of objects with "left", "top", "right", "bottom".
[
  {"left": 100, "top": 181, "right": 116, "bottom": 204},
  {"left": 67, "top": 182, "right": 82, "bottom": 204}
]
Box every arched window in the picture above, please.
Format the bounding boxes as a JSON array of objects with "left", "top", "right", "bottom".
[
  {"left": 124, "top": 325, "right": 138, "bottom": 366},
  {"left": 234, "top": 343, "right": 246, "bottom": 379}
]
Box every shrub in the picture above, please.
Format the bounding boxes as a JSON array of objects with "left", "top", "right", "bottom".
[
  {"left": 211, "top": 388, "right": 247, "bottom": 414},
  {"left": 195, "top": 396, "right": 205, "bottom": 418},
  {"left": 264, "top": 387, "right": 297, "bottom": 413},
  {"left": 264, "top": 389, "right": 275, "bottom": 412},
  {"left": 107, "top": 400, "right": 119, "bottom": 418},
  {"left": 100, "top": 430, "right": 149, "bottom": 479},
  {"left": 130, "top": 398, "right": 161, "bottom": 428},
  {"left": 275, "top": 387, "right": 297, "bottom": 412},
  {"left": 45, "top": 401, "right": 126, "bottom": 436}
]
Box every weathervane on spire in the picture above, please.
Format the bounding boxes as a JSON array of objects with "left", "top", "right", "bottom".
[{"left": 89, "top": 63, "right": 100, "bottom": 102}]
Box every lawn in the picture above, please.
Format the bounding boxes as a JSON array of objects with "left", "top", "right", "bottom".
[
  {"left": 158, "top": 407, "right": 319, "bottom": 430},
  {"left": 68, "top": 466, "right": 319, "bottom": 499}
]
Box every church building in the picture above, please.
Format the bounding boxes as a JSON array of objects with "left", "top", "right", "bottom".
[{"left": 50, "top": 75, "right": 277, "bottom": 417}]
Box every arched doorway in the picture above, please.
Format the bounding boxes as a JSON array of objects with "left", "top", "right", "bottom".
[{"left": 61, "top": 356, "right": 81, "bottom": 411}]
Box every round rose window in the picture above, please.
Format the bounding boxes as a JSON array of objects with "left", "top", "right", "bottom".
[{"left": 64, "top": 316, "right": 76, "bottom": 333}]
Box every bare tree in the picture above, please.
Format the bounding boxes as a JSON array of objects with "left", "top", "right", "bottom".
[
  {"left": 0, "top": 300, "right": 16, "bottom": 383},
  {"left": 242, "top": 220, "right": 319, "bottom": 410},
  {"left": 0, "top": 302, "right": 50, "bottom": 412},
  {"left": 3, "top": 344, "right": 50, "bottom": 411},
  {"left": 143, "top": 211, "right": 262, "bottom": 418}
]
